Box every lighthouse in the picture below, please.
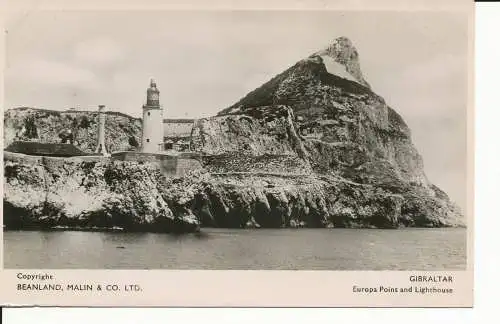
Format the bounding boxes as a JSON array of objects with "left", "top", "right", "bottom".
[{"left": 141, "top": 79, "right": 164, "bottom": 153}]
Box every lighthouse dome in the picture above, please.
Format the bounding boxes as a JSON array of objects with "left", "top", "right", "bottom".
[{"left": 145, "top": 79, "right": 160, "bottom": 107}]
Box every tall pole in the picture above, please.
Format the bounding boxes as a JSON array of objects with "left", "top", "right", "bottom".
[{"left": 95, "top": 104, "right": 108, "bottom": 155}]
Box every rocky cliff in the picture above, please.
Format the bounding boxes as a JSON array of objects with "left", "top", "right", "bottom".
[
  {"left": 4, "top": 107, "right": 142, "bottom": 153},
  {"left": 4, "top": 150, "right": 462, "bottom": 231},
  {"left": 3, "top": 152, "right": 200, "bottom": 233},
  {"left": 194, "top": 36, "right": 464, "bottom": 228},
  {"left": 3, "top": 37, "right": 465, "bottom": 231},
  {"left": 188, "top": 105, "right": 463, "bottom": 228}
]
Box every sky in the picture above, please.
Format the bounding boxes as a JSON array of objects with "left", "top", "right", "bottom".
[{"left": 4, "top": 10, "right": 469, "bottom": 209}]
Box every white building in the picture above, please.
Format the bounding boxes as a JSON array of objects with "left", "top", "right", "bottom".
[{"left": 141, "top": 79, "right": 164, "bottom": 153}]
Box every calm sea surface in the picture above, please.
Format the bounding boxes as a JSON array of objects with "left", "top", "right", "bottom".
[{"left": 3, "top": 228, "right": 466, "bottom": 270}]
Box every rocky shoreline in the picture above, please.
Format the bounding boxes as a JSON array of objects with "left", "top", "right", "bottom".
[{"left": 3, "top": 150, "right": 464, "bottom": 233}]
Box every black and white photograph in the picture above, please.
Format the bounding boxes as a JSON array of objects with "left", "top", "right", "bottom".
[{"left": 2, "top": 8, "right": 470, "bottom": 272}]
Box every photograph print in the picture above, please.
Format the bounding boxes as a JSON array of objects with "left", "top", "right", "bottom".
[{"left": 3, "top": 9, "right": 470, "bottom": 270}]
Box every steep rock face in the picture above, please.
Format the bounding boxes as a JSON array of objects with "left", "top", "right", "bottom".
[
  {"left": 192, "top": 105, "right": 307, "bottom": 158},
  {"left": 216, "top": 38, "right": 427, "bottom": 186},
  {"left": 198, "top": 36, "right": 464, "bottom": 227},
  {"left": 313, "top": 36, "right": 371, "bottom": 88},
  {"left": 4, "top": 107, "right": 142, "bottom": 153},
  {"left": 189, "top": 108, "right": 462, "bottom": 228},
  {"left": 3, "top": 152, "right": 199, "bottom": 233},
  {"left": 197, "top": 174, "right": 463, "bottom": 228}
]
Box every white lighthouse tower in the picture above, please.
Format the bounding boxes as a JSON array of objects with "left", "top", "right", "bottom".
[{"left": 141, "top": 79, "right": 164, "bottom": 153}]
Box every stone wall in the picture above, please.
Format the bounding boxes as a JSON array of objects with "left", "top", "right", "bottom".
[
  {"left": 163, "top": 120, "right": 194, "bottom": 138},
  {"left": 5, "top": 141, "right": 87, "bottom": 157},
  {"left": 111, "top": 151, "right": 202, "bottom": 177}
]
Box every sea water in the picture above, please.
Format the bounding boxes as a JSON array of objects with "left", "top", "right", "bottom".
[{"left": 3, "top": 228, "right": 466, "bottom": 270}]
